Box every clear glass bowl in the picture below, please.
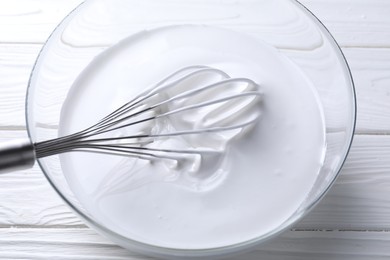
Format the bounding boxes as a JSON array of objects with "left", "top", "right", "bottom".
[{"left": 26, "top": 0, "right": 356, "bottom": 258}]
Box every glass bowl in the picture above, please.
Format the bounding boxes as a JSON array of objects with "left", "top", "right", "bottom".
[{"left": 26, "top": 0, "right": 356, "bottom": 258}]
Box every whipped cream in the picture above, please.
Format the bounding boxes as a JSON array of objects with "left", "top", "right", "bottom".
[{"left": 59, "top": 25, "right": 326, "bottom": 249}]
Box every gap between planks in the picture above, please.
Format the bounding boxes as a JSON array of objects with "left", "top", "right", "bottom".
[
  {"left": 0, "top": 228, "right": 390, "bottom": 260},
  {"left": 0, "top": 0, "right": 390, "bottom": 48},
  {"left": 1, "top": 45, "right": 390, "bottom": 133},
  {"left": 1, "top": 131, "right": 390, "bottom": 229},
  {"left": 0, "top": 224, "right": 86, "bottom": 229}
]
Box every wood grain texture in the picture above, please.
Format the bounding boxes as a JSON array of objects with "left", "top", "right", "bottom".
[
  {"left": 1, "top": 46, "right": 390, "bottom": 133},
  {"left": 1, "top": 131, "right": 390, "bottom": 230},
  {"left": 0, "top": 131, "right": 83, "bottom": 227},
  {"left": 0, "top": 44, "right": 41, "bottom": 127},
  {"left": 0, "top": 1, "right": 389, "bottom": 131},
  {"left": 343, "top": 48, "right": 390, "bottom": 134},
  {"left": 297, "top": 134, "right": 390, "bottom": 230},
  {"left": 0, "top": 0, "right": 389, "bottom": 47},
  {"left": 301, "top": 0, "right": 390, "bottom": 48},
  {"left": 0, "top": 0, "right": 390, "bottom": 258},
  {"left": 0, "top": 0, "right": 82, "bottom": 44},
  {"left": 0, "top": 228, "right": 390, "bottom": 260}
]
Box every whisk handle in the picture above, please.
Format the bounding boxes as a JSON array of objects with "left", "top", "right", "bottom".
[{"left": 0, "top": 139, "right": 35, "bottom": 174}]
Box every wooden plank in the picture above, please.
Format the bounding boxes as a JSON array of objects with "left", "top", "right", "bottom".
[
  {"left": 0, "top": 0, "right": 83, "bottom": 43},
  {"left": 297, "top": 134, "right": 390, "bottom": 229},
  {"left": 343, "top": 48, "right": 390, "bottom": 134},
  {"left": 0, "top": 0, "right": 389, "bottom": 47},
  {"left": 0, "top": 131, "right": 83, "bottom": 227},
  {"left": 1, "top": 45, "right": 390, "bottom": 133},
  {"left": 1, "top": 130, "right": 390, "bottom": 229},
  {"left": 0, "top": 228, "right": 389, "bottom": 259},
  {"left": 0, "top": 168, "right": 83, "bottom": 227},
  {"left": 301, "top": 0, "right": 390, "bottom": 48},
  {"left": 0, "top": 0, "right": 388, "bottom": 258},
  {"left": 0, "top": 44, "right": 41, "bottom": 127}
]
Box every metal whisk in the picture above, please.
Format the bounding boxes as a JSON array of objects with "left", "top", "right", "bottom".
[{"left": 0, "top": 66, "right": 262, "bottom": 173}]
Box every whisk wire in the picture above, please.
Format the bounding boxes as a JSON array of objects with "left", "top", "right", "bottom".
[{"left": 34, "top": 66, "right": 261, "bottom": 161}]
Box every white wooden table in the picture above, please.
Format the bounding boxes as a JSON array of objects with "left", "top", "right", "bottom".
[{"left": 1, "top": 0, "right": 390, "bottom": 259}]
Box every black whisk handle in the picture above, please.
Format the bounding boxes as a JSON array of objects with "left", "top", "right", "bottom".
[{"left": 0, "top": 139, "right": 36, "bottom": 174}]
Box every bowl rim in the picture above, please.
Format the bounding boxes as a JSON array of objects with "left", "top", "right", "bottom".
[{"left": 25, "top": 0, "right": 357, "bottom": 258}]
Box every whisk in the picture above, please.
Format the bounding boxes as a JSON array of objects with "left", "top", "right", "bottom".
[{"left": 0, "top": 65, "right": 262, "bottom": 173}]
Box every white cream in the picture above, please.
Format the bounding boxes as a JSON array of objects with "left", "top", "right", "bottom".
[{"left": 59, "top": 25, "right": 326, "bottom": 249}]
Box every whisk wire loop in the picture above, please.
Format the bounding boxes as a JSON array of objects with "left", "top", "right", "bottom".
[{"left": 34, "top": 66, "right": 262, "bottom": 161}]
